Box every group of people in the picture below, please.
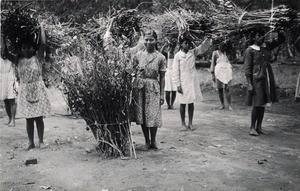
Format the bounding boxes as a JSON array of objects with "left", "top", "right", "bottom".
[
  {"left": 129, "top": 27, "right": 285, "bottom": 150},
  {"left": 0, "top": 20, "right": 284, "bottom": 152}
]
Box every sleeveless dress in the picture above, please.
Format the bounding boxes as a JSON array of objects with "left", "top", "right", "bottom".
[
  {"left": 164, "top": 52, "right": 176, "bottom": 91},
  {"left": 0, "top": 58, "right": 17, "bottom": 100},
  {"left": 17, "top": 56, "right": 51, "bottom": 118},
  {"left": 214, "top": 51, "right": 232, "bottom": 85}
]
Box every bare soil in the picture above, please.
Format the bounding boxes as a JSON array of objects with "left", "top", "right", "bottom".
[{"left": 0, "top": 87, "right": 300, "bottom": 191}]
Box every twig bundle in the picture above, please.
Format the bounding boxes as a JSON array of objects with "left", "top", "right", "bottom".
[{"left": 2, "top": 7, "right": 40, "bottom": 53}]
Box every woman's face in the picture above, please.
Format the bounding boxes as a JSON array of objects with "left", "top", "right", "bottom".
[
  {"left": 181, "top": 41, "right": 190, "bottom": 52},
  {"left": 21, "top": 43, "right": 35, "bottom": 58},
  {"left": 254, "top": 32, "right": 265, "bottom": 46},
  {"left": 144, "top": 35, "right": 157, "bottom": 51}
]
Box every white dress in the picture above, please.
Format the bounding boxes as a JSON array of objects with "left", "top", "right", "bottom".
[
  {"left": 164, "top": 53, "right": 176, "bottom": 91},
  {"left": 214, "top": 51, "right": 232, "bottom": 84},
  {"left": 173, "top": 39, "right": 212, "bottom": 104},
  {"left": 0, "top": 58, "right": 17, "bottom": 100}
]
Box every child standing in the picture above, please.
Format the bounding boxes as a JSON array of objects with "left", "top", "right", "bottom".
[
  {"left": 173, "top": 37, "right": 212, "bottom": 131},
  {"left": 160, "top": 41, "right": 177, "bottom": 109},
  {"left": 1, "top": 36, "right": 17, "bottom": 126},
  {"left": 5, "top": 24, "right": 51, "bottom": 150},
  {"left": 210, "top": 41, "right": 233, "bottom": 110}
]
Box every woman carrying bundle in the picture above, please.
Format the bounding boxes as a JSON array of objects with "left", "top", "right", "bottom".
[
  {"left": 131, "top": 30, "right": 166, "bottom": 150},
  {"left": 4, "top": 23, "right": 51, "bottom": 150},
  {"left": 244, "top": 27, "right": 285, "bottom": 136},
  {"left": 210, "top": 40, "right": 233, "bottom": 110},
  {"left": 173, "top": 36, "right": 212, "bottom": 131}
]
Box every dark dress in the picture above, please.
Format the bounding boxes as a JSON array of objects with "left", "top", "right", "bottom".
[{"left": 244, "top": 34, "right": 284, "bottom": 106}]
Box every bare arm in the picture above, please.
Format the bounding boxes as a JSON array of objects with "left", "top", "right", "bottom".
[
  {"left": 193, "top": 38, "right": 212, "bottom": 56},
  {"left": 38, "top": 23, "right": 46, "bottom": 61}
]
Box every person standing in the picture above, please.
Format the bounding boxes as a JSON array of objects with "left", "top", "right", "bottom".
[
  {"left": 1, "top": 35, "right": 17, "bottom": 127},
  {"left": 210, "top": 41, "right": 233, "bottom": 110},
  {"left": 131, "top": 30, "right": 166, "bottom": 150},
  {"left": 5, "top": 24, "right": 51, "bottom": 150},
  {"left": 173, "top": 36, "right": 212, "bottom": 131},
  {"left": 160, "top": 41, "right": 177, "bottom": 109},
  {"left": 244, "top": 28, "right": 285, "bottom": 136}
]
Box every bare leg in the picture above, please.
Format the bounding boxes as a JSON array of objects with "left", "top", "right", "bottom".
[
  {"left": 26, "top": 118, "right": 35, "bottom": 150},
  {"left": 218, "top": 88, "right": 225, "bottom": 109},
  {"left": 165, "top": 91, "right": 171, "bottom": 109},
  {"left": 141, "top": 124, "right": 150, "bottom": 150},
  {"left": 150, "top": 127, "right": 158, "bottom": 149},
  {"left": 225, "top": 85, "right": 233, "bottom": 110},
  {"left": 170, "top": 91, "right": 176, "bottom": 109},
  {"left": 8, "top": 99, "right": 16, "bottom": 127},
  {"left": 180, "top": 104, "right": 188, "bottom": 131},
  {"left": 250, "top": 107, "right": 259, "bottom": 136},
  {"left": 256, "top": 107, "right": 267, "bottom": 134},
  {"left": 4, "top": 99, "right": 12, "bottom": 125},
  {"left": 188, "top": 103, "right": 196, "bottom": 130},
  {"left": 35, "top": 116, "right": 44, "bottom": 146}
]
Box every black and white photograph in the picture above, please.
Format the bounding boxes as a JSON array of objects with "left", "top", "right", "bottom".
[{"left": 0, "top": 0, "right": 299, "bottom": 190}]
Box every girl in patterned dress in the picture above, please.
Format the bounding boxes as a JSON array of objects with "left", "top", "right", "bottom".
[
  {"left": 5, "top": 24, "right": 51, "bottom": 150},
  {"left": 1, "top": 36, "right": 17, "bottom": 127},
  {"left": 131, "top": 30, "right": 166, "bottom": 150}
]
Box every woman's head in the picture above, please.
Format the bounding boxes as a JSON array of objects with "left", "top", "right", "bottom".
[
  {"left": 19, "top": 39, "right": 36, "bottom": 58},
  {"left": 144, "top": 30, "right": 158, "bottom": 52},
  {"left": 250, "top": 29, "right": 265, "bottom": 46},
  {"left": 179, "top": 37, "right": 193, "bottom": 52}
]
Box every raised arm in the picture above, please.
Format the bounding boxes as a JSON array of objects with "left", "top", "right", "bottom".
[
  {"left": 266, "top": 30, "right": 285, "bottom": 50},
  {"left": 38, "top": 23, "right": 46, "bottom": 61},
  {"left": 193, "top": 38, "right": 212, "bottom": 56},
  {"left": 210, "top": 50, "right": 217, "bottom": 82},
  {"left": 2, "top": 36, "right": 17, "bottom": 63}
]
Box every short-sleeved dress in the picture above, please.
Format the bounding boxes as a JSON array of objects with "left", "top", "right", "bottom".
[
  {"left": 131, "top": 50, "right": 166, "bottom": 127},
  {"left": 17, "top": 56, "right": 51, "bottom": 118},
  {"left": 0, "top": 58, "right": 17, "bottom": 100}
]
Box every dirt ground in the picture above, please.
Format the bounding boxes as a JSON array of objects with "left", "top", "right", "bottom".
[{"left": 0, "top": 87, "right": 300, "bottom": 191}]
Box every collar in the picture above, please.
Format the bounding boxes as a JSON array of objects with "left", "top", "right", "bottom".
[{"left": 250, "top": 45, "right": 260, "bottom": 51}]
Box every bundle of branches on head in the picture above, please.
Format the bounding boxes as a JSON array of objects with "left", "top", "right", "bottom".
[
  {"left": 109, "top": 9, "right": 141, "bottom": 47},
  {"left": 1, "top": 6, "right": 40, "bottom": 54},
  {"left": 164, "top": 8, "right": 214, "bottom": 43}
]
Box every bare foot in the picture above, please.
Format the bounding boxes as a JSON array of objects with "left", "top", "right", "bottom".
[
  {"left": 5, "top": 119, "right": 12, "bottom": 125},
  {"left": 142, "top": 142, "right": 151, "bottom": 151},
  {"left": 228, "top": 106, "right": 233, "bottom": 111},
  {"left": 27, "top": 144, "right": 35, "bottom": 151},
  {"left": 250, "top": 128, "right": 259, "bottom": 136},
  {"left": 8, "top": 121, "right": 15, "bottom": 127},
  {"left": 37, "top": 142, "right": 47, "bottom": 149},
  {"left": 218, "top": 106, "right": 225, "bottom": 110},
  {"left": 180, "top": 124, "right": 189, "bottom": 131},
  {"left": 150, "top": 142, "right": 159, "bottom": 150},
  {"left": 256, "top": 128, "right": 268, "bottom": 135},
  {"left": 189, "top": 124, "right": 197, "bottom": 131}
]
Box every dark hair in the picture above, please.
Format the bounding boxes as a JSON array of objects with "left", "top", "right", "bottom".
[{"left": 144, "top": 30, "right": 158, "bottom": 40}]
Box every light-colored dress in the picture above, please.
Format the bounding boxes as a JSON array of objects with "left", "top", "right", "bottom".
[
  {"left": 214, "top": 50, "right": 232, "bottom": 84},
  {"left": 173, "top": 39, "right": 211, "bottom": 104},
  {"left": 17, "top": 56, "right": 51, "bottom": 118},
  {"left": 164, "top": 53, "right": 176, "bottom": 91},
  {"left": 0, "top": 58, "right": 17, "bottom": 100},
  {"left": 131, "top": 50, "right": 166, "bottom": 127}
]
